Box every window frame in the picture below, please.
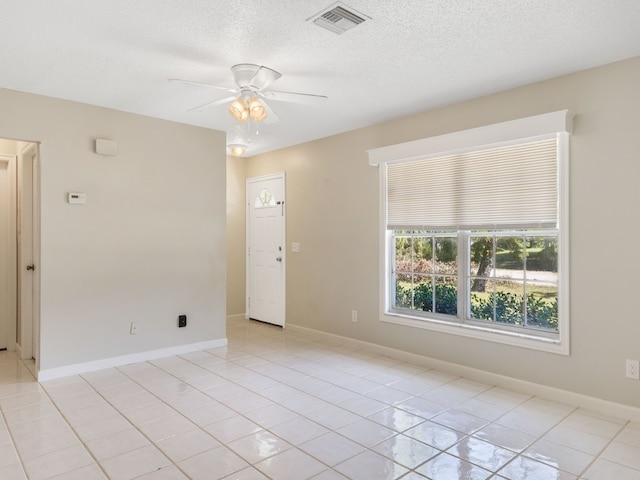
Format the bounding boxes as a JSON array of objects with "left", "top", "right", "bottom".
[{"left": 370, "top": 111, "right": 572, "bottom": 355}]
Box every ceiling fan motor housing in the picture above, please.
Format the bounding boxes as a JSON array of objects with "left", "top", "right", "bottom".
[{"left": 231, "top": 64, "right": 282, "bottom": 90}]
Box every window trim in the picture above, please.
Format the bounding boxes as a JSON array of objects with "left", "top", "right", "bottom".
[{"left": 369, "top": 111, "right": 572, "bottom": 355}]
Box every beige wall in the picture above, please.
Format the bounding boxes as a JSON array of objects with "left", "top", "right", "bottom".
[
  {"left": 226, "top": 155, "right": 246, "bottom": 315},
  {"left": 0, "top": 88, "right": 227, "bottom": 371},
  {"left": 236, "top": 57, "right": 640, "bottom": 408}
]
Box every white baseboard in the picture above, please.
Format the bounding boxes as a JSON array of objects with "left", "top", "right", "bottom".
[
  {"left": 37, "top": 338, "right": 228, "bottom": 382},
  {"left": 287, "top": 323, "right": 640, "bottom": 422},
  {"left": 226, "top": 313, "right": 246, "bottom": 322}
]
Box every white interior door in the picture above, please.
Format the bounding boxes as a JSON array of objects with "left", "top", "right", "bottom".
[
  {"left": 247, "top": 173, "right": 286, "bottom": 327},
  {"left": 31, "top": 145, "right": 41, "bottom": 366},
  {"left": 17, "top": 142, "right": 39, "bottom": 361}
]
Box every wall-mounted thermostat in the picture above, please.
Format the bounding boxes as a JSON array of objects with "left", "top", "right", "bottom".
[{"left": 67, "top": 192, "right": 87, "bottom": 204}]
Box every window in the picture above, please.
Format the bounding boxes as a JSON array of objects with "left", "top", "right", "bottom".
[
  {"left": 467, "top": 232, "right": 558, "bottom": 331},
  {"left": 255, "top": 188, "right": 276, "bottom": 208},
  {"left": 393, "top": 230, "right": 558, "bottom": 332},
  {"left": 369, "top": 111, "right": 572, "bottom": 354},
  {"left": 394, "top": 232, "right": 458, "bottom": 315}
]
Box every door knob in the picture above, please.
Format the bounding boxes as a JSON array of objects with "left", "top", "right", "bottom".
[
  {"left": 26, "top": 264, "right": 35, "bottom": 271},
  {"left": 276, "top": 257, "right": 282, "bottom": 262}
]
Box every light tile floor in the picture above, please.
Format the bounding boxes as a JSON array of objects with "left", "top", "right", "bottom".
[{"left": 1, "top": 317, "right": 639, "bottom": 479}]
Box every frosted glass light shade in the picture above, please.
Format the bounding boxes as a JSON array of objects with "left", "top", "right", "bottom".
[
  {"left": 228, "top": 143, "right": 247, "bottom": 156},
  {"left": 248, "top": 97, "right": 266, "bottom": 122},
  {"left": 229, "top": 97, "right": 249, "bottom": 122}
]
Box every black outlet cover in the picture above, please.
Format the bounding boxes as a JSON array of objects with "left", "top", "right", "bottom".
[{"left": 178, "top": 315, "right": 187, "bottom": 328}]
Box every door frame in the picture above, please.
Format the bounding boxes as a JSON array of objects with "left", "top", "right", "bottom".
[{"left": 245, "top": 172, "right": 286, "bottom": 326}]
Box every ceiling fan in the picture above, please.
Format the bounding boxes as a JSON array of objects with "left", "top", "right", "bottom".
[{"left": 170, "top": 63, "right": 328, "bottom": 124}]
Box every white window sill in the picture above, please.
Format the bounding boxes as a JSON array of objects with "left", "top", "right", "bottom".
[{"left": 381, "top": 311, "right": 569, "bottom": 355}]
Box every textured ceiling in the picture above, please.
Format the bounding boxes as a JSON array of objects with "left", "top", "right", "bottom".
[{"left": 1, "top": 1, "right": 640, "bottom": 156}]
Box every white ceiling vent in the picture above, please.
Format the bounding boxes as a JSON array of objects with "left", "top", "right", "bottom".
[{"left": 308, "top": 2, "right": 370, "bottom": 35}]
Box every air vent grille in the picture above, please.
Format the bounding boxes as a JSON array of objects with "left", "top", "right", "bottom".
[{"left": 309, "top": 3, "right": 369, "bottom": 35}]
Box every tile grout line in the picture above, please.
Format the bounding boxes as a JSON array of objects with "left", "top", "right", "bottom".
[
  {"left": 238, "top": 320, "right": 640, "bottom": 477},
  {"left": 575, "top": 418, "right": 634, "bottom": 479},
  {"left": 114, "top": 355, "right": 326, "bottom": 479},
  {"left": 0, "top": 357, "right": 39, "bottom": 480},
  {"left": 227, "top": 322, "right": 592, "bottom": 477},
  {"left": 36, "top": 378, "right": 115, "bottom": 480},
  {"left": 182, "top": 344, "right": 440, "bottom": 476},
  {"left": 87, "top": 362, "right": 219, "bottom": 479},
  {"left": 183, "top": 335, "right": 516, "bottom": 476},
  {"left": 225, "top": 325, "right": 516, "bottom": 476},
  {"left": 0, "top": 395, "right": 30, "bottom": 480},
  {"left": 175, "top": 348, "right": 368, "bottom": 478}
]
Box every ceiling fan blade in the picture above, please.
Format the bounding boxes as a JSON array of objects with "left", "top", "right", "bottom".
[
  {"left": 169, "top": 78, "right": 235, "bottom": 93},
  {"left": 262, "top": 90, "right": 328, "bottom": 105},
  {"left": 261, "top": 100, "right": 280, "bottom": 125},
  {"left": 186, "top": 95, "right": 236, "bottom": 112},
  {"left": 250, "top": 65, "right": 282, "bottom": 91}
]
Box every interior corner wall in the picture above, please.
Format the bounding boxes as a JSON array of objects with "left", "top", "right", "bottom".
[
  {"left": 226, "top": 155, "right": 246, "bottom": 316},
  {"left": 0, "top": 88, "right": 227, "bottom": 371},
  {"left": 242, "top": 56, "right": 640, "bottom": 409}
]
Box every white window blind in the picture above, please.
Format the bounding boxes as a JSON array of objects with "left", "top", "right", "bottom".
[{"left": 386, "top": 137, "right": 558, "bottom": 230}]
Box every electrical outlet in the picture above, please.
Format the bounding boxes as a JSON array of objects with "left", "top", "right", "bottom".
[
  {"left": 130, "top": 321, "right": 138, "bottom": 335},
  {"left": 351, "top": 310, "right": 358, "bottom": 322},
  {"left": 178, "top": 315, "right": 187, "bottom": 328},
  {"left": 626, "top": 359, "right": 639, "bottom": 380}
]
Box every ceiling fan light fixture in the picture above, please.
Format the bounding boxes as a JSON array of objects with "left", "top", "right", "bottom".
[
  {"left": 229, "top": 97, "right": 249, "bottom": 122},
  {"left": 248, "top": 97, "right": 267, "bottom": 122},
  {"left": 228, "top": 143, "right": 247, "bottom": 156},
  {"left": 174, "top": 63, "right": 326, "bottom": 127}
]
